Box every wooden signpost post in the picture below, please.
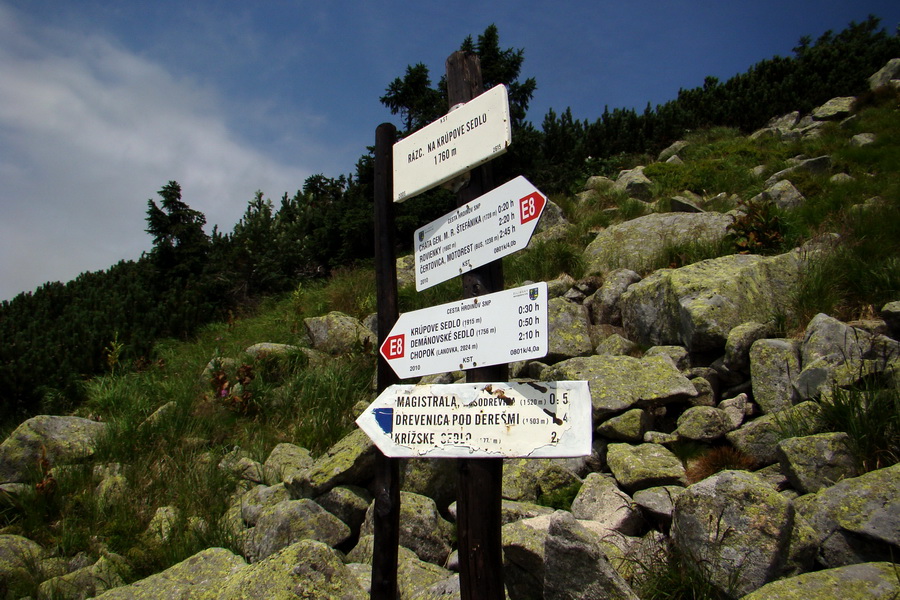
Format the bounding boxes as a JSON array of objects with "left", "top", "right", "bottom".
[{"left": 370, "top": 50, "right": 589, "bottom": 600}]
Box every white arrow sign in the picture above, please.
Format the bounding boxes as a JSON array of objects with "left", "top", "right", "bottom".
[
  {"left": 414, "top": 176, "right": 547, "bottom": 291},
  {"left": 356, "top": 381, "right": 591, "bottom": 458},
  {"left": 393, "top": 84, "right": 511, "bottom": 203},
  {"left": 380, "top": 282, "right": 547, "bottom": 379}
]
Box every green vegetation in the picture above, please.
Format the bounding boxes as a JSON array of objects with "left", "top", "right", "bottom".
[{"left": 1, "top": 18, "right": 900, "bottom": 594}]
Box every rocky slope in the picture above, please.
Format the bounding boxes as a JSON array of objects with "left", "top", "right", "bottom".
[{"left": 1, "top": 59, "right": 899, "bottom": 600}]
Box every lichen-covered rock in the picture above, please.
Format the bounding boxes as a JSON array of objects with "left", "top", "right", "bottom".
[
  {"left": 37, "top": 553, "right": 129, "bottom": 600},
  {"left": 286, "top": 429, "right": 376, "bottom": 498},
  {"left": 671, "top": 470, "right": 816, "bottom": 598},
  {"left": 220, "top": 540, "right": 367, "bottom": 600},
  {"left": 570, "top": 473, "right": 642, "bottom": 535},
  {"left": 360, "top": 491, "right": 454, "bottom": 566},
  {"left": 447, "top": 499, "right": 555, "bottom": 526},
  {"left": 543, "top": 355, "right": 697, "bottom": 421},
  {"left": 542, "top": 511, "right": 641, "bottom": 600},
  {"left": 349, "top": 536, "right": 456, "bottom": 598},
  {"left": 304, "top": 311, "right": 375, "bottom": 355},
  {"left": 243, "top": 342, "right": 300, "bottom": 358},
  {"left": 740, "top": 561, "right": 900, "bottom": 600},
  {"left": 614, "top": 166, "right": 653, "bottom": 201},
  {"left": 658, "top": 140, "right": 689, "bottom": 162},
  {"left": 584, "top": 212, "right": 732, "bottom": 276},
  {"left": 0, "top": 534, "right": 46, "bottom": 593},
  {"left": 633, "top": 485, "right": 684, "bottom": 528},
  {"left": 750, "top": 338, "right": 801, "bottom": 414},
  {"left": 314, "top": 485, "right": 371, "bottom": 537},
  {"left": 606, "top": 443, "right": 686, "bottom": 493},
  {"left": 882, "top": 300, "right": 900, "bottom": 339},
  {"left": 596, "top": 409, "right": 652, "bottom": 443},
  {"left": 264, "top": 443, "right": 313, "bottom": 484},
  {"left": 620, "top": 252, "right": 804, "bottom": 353},
  {"left": 400, "top": 458, "right": 458, "bottom": 513},
  {"left": 812, "top": 97, "right": 855, "bottom": 121},
  {"left": 794, "top": 463, "right": 900, "bottom": 568},
  {"left": 92, "top": 547, "right": 247, "bottom": 600},
  {"left": 586, "top": 268, "right": 642, "bottom": 326},
  {"left": 760, "top": 179, "right": 805, "bottom": 209},
  {"left": 546, "top": 297, "right": 594, "bottom": 361},
  {"left": 776, "top": 432, "right": 858, "bottom": 494},
  {"left": 245, "top": 499, "right": 351, "bottom": 562},
  {"left": 501, "top": 458, "right": 582, "bottom": 503},
  {"left": 726, "top": 401, "right": 822, "bottom": 466},
  {"left": 724, "top": 321, "right": 773, "bottom": 373},
  {"left": 501, "top": 515, "right": 551, "bottom": 600},
  {"left": 231, "top": 484, "right": 291, "bottom": 528},
  {"left": 676, "top": 406, "right": 732, "bottom": 442},
  {"left": 0, "top": 415, "right": 106, "bottom": 483},
  {"left": 595, "top": 333, "right": 638, "bottom": 356}
]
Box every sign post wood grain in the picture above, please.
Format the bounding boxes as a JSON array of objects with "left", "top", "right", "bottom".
[
  {"left": 370, "top": 122, "right": 400, "bottom": 600},
  {"left": 447, "top": 50, "right": 506, "bottom": 600}
]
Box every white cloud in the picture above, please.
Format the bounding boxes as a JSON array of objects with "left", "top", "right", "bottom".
[{"left": 0, "top": 5, "right": 312, "bottom": 300}]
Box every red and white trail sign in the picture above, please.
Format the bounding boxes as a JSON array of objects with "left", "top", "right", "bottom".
[
  {"left": 380, "top": 282, "right": 548, "bottom": 380},
  {"left": 414, "top": 176, "right": 547, "bottom": 291}
]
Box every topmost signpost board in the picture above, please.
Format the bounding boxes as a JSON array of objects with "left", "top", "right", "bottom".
[{"left": 392, "top": 84, "right": 511, "bottom": 203}]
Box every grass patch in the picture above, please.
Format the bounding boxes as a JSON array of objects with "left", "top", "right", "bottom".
[
  {"left": 819, "top": 381, "right": 900, "bottom": 473},
  {"left": 625, "top": 538, "right": 733, "bottom": 600}
]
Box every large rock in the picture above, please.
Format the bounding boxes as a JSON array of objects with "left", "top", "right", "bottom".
[
  {"left": 347, "top": 536, "right": 453, "bottom": 599},
  {"left": 244, "top": 498, "right": 351, "bottom": 562},
  {"left": 92, "top": 547, "right": 247, "bottom": 599},
  {"left": 286, "top": 429, "right": 376, "bottom": 498},
  {"left": 614, "top": 166, "right": 653, "bottom": 201},
  {"left": 38, "top": 554, "right": 129, "bottom": 600},
  {"left": 620, "top": 252, "right": 804, "bottom": 352},
  {"left": 546, "top": 298, "right": 594, "bottom": 361},
  {"left": 794, "top": 463, "right": 900, "bottom": 568},
  {"left": 220, "top": 540, "right": 367, "bottom": 600},
  {"left": 543, "top": 355, "right": 697, "bottom": 421},
  {"left": 501, "top": 459, "right": 582, "bottom": 503},
  {"left": 740, "top": 562, "right": 900, "bottom": 600},
  {"left": 760, "top": 179, "right": 805, "bottom": 210},
  {"left": 361, "top": 491, "right": 454, "bottom": 565},
  {"left": 776, "top": 432, "right": 858, "bottom": 494},
  {"left": 750, "top": 338, "right": 801, "bottom": 414},
  {"left": 586, "top": 268, "right": 642, "bottom": 326},
  {"left": 606, "top": 443, "right": 686, "bottom": 493},
  {"left": 584, "top": 212, "right": 732, "bottom": 276},
  {"left": 542, "top": 511, "right": 640, "bottom": 600},
  {"left": 0, "top": 415, "right": 106, "bottom": 483},
  {"left": 570, "top": 473, "right": 642, "bottom": 535},
  {"left": 264, "top": 443, "right": 313, "bottom": 484},
  {"left": 726, "top": 401, "right": 822, "bottom": 466},
  {"left": 764, "top": 156, "right": 833, "bottom": 188},
  {"left": 671, "top": 470, "right": 816, "bottom": 598},
  {"left": 869, "top": 58, "right": 900, "bottom": 89},
  {"left": 304, "top": 311, "right": 376, "bottom": 355},
  {"left": 0, "top": 534, "right": 46, "bottom": 594},
  {"left": 812, "top": 97, "right": 855, "bottom": 121}
]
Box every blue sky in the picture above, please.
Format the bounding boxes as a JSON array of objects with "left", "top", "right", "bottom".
[{"left": 1, "top": 1, "right": 899, "bottom": 300}]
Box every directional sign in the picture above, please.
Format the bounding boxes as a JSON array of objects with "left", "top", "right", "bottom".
[
  {"left": 393, "top": 84, "right": 511, "bottom": 203},
  {"left": 414, "top": 176, "right": 547, "bottom": 291},
  {"left": 356, "top": 381, "right": 591, "bottom": 458},
  {"left": 380, "top": 282, "right": 548, "bottom": 379}
]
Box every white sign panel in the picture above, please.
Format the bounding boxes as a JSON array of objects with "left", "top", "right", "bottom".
[
  {"left": 356, "top": 381, "right": 592, "bottom": 458},
  {"left": 380, "top": 282, "right": 548, "bottom": 379},
  {"left": 414, "top": 176, "right": 547, "bottom": 291},
  {"left": 393, "top": 84, "right": 511, "bottom": 203}
]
